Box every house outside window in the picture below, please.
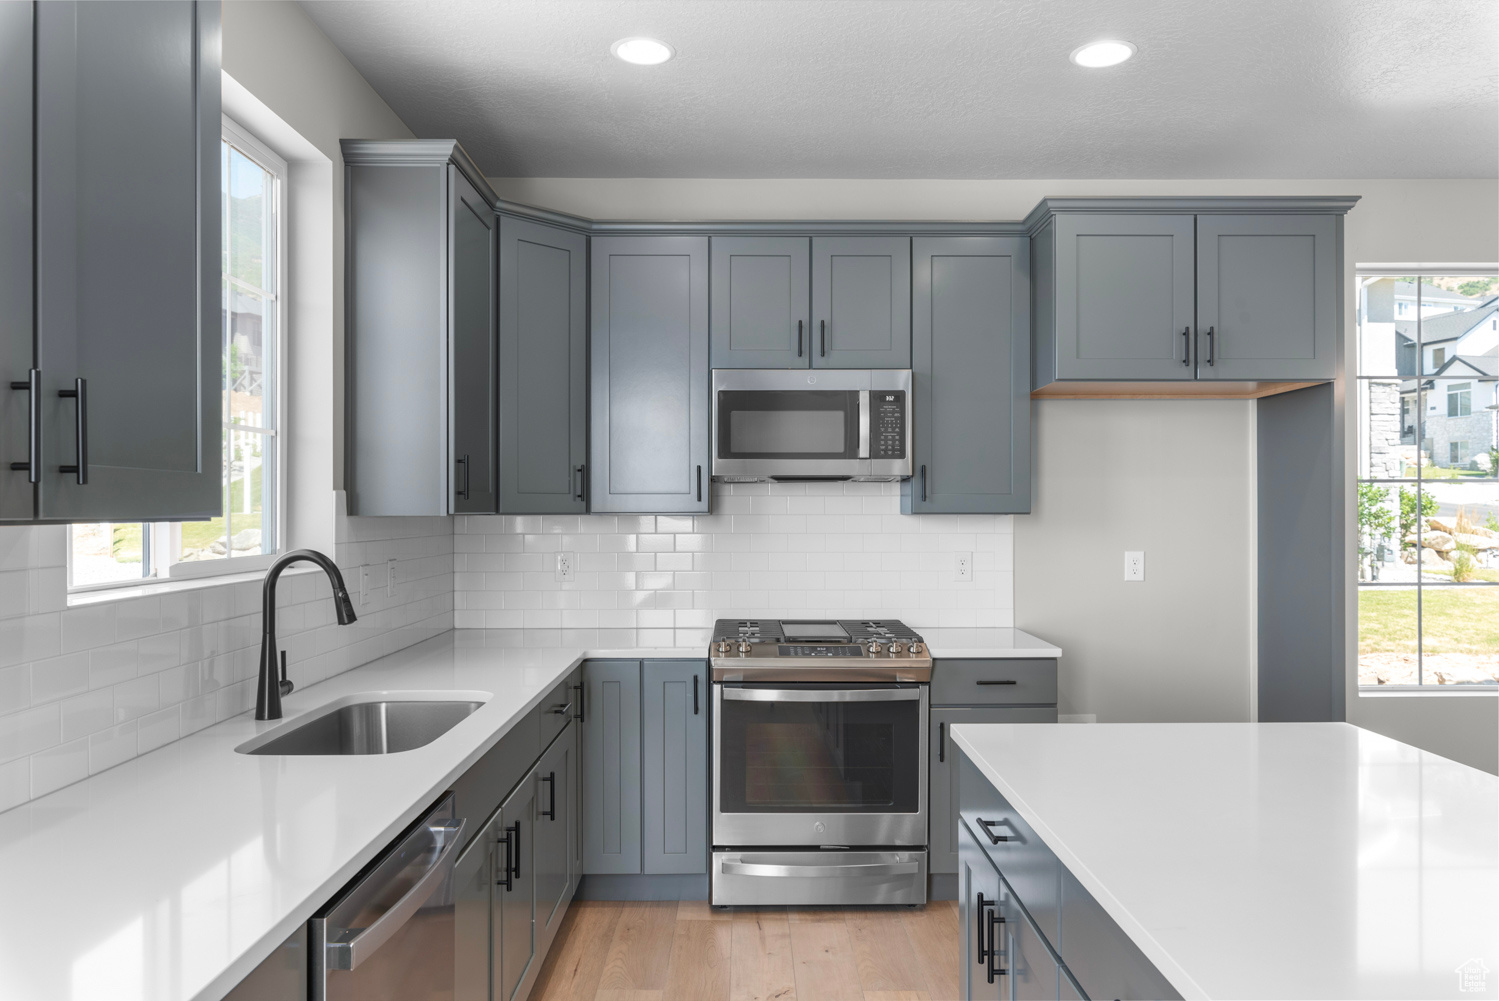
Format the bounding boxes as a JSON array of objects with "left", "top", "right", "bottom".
[
  {"left": 1355, "top": 271, "right": 1499, "bottom": 688},
  {"left": 68, "top": 118, "right": 286, "bottom": 590}
]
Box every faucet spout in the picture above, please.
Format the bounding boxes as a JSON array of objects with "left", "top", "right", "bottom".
[{"left": 256, "top": 549, "right": 359, "bottom": 721}]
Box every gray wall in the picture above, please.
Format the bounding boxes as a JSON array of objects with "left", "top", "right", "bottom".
[{"left": 1014, "top": 400, "right": 1255, "bottom": 723}]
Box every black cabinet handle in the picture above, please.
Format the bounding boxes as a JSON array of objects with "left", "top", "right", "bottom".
[
  {"left": 920, "top": 464, "right": 928, "bottom": 502},
  {"left": 1206, "top": 325, "right": 1215, "bottom": 367},
  {"left": 975, "top": 891, "right": 1006, "bottom": 983},
  {"left": 975, "top": 891, "right": 991, "bottom": 960},
  {"left": 456, "top": 454, "right": 470, "bottom": 500},
  {"left": 574, "top": 464, "right": 585, "bottom": 501},
  {"left": 1181, "top": 326, "right": 1191, "bottom": 367},
  {"left": 693, "top": 674, "right": 700, "bottom": 715},
  {"left": 540, "top": 771, "right": 556, "bottom": 820},
  {"left": 9, "top": 369, "right": 39, "bottom": 483},
  {"left": 976, "top": 679, "right": 1018, "bottom": 686},
  {"left": 797, "top": 319, "right": 803, "bottom": 357},
  {"left": 938, "top": 721, "right": 945, "bottom": 762},
  {"left": 976, "top": 817, "right": 1010, "bottom": 844},
  {"left": 696, "top": 464, "right": 702, "bottom": 502},
  {"left": 58, "top": 378, "right": 86, "bottom": 485},
  {"left": 572, "top": 682, "right": 584, "bottom": 722},
  {"left": 820, "top": 319, "right": 826, "bottom": 357},
  {"left": 496, "top": 823, "right": 517, "bottom": 889},
  {"left": 985, "top": 907, "right": 1008, "bottom": 983}
]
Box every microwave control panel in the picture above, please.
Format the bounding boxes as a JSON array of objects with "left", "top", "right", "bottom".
[{"left": 871, "top": 391, "right": 906, "bottom": 459}]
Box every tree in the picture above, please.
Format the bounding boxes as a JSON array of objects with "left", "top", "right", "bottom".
[
  {"left": 1398, "top": 486, "right": 1438, "bottom": 547},
  {"left": 1457, "top": 278, "right": 1497, "bottom": 298},
  {"left": 1358, "top": 483, "right": 1395, "bottom": 572}
]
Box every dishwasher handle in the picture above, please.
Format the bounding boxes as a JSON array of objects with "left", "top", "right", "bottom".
[{"left": 324, "top": 816, "right": 466, "bottom": 971}]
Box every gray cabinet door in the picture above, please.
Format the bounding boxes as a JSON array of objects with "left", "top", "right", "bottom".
[
  {"left": 0, "top": 0, "right": 32, "bottom": 522},
  {"left": 590, "top": 236, "right": 710, "bottom": 513},
  {"left": 1195, "top": 214, "right": 1338, "bottom": 381},
  {"left": 710, "top": 236, "right": 811, "bottom": 368},
  {"left": 34, "top": 1, "right": 222, "bottom": 520},
  {"left": 812, "top": 236, "right": 912, "bottom": 368},
  {"left": 499, "top": 217, "right": 587, "bottom": 513},
  {"left": 930, "top": 707, "right": 1056, "bottom": 876},
  {"left": 960, "top": 822, "right": 1005, "bottom": 1001},
  {"left": 453, "top": 828, "right": 492, "bottom": 1001},
  {"left": 1005, "top": 877, "right": 1061, "bottom": 1001},
  {"left": 641, "top": 660, "right": 708, "bottom": 875},
  {"left": 450, "top": 167, "right": 497, "bottom": 514},
  {"left": 534, "top": 721, "right": 574, "bottom": 943},
  {"left": 904, "top": 237, "right": 1030, "bottom": 515},
  {"left": 494, "top": 773, "right": 537, "bottom": 1001},
  {"left": 582, "top": 660, "right": 643, "bottom": 874},
  {"left": 1052, "top": 213, "right": 1196, "bottom": 381}
]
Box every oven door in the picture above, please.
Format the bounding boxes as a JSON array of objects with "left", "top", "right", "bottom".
[{"left": 713, "top": 683, "right": 928, "bottom": 847}]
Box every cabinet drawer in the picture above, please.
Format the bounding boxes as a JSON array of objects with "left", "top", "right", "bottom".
[
  {"left": 1060, "top": 869, "right": 1182, "bottom": 1001},
  {"left": 932, "top": 659, "right": 1057, "bottom": 706},
  {"left": 958, "top": 754, "right": 1060, "bottom": 950},
  {"left": 538, "top": 670, "right": 581, "bottom": 749}
]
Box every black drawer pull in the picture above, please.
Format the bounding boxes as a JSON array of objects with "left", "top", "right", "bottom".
[
  {"left": 496, "top": 823, "right": 517, "bottom": 889},
  {"left": 693, "top": 673, "right": 700, "bottom": 715},
  {"left": 58, "top": 378, "right": 87, "bottom": 484},
  {"left": 938, "top": 721, "right": 945, "bottom": 762},
  {"left": 976, "top": 679, "right": 1018, "bottom": 686},
  {"left": 9, "top": 369, "right": 38, "bottom": 482},
  {"left": 976, "top": 817, "right": 1010, "bottom": 844},
  {"left": 985, "top": 908, "right": 1008, "bottom": 983},
  {"left": 540, "top": 771, "right": 556, "bottom": 820},
  {"left": 797, "top": 319, "right": 803, "bottom": 357}
]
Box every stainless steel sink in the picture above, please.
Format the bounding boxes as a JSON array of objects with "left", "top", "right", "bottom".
[{"left": 238, "top": 698, "right": 485, "bottom": 755}]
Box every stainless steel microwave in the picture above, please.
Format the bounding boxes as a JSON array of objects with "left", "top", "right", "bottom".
[{"left": 711, "top": 369, "right": 912, "bottom": 481}]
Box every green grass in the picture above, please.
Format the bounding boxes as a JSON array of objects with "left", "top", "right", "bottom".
[
  {"left": 1359, "top": 587, "right": 1499, "bottom": 654},
  {"left": 1401, "top": 464, "right": 1492, "bottom": 480}
]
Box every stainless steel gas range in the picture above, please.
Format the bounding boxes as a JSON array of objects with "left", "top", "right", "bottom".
[{"left": 709, "top": 619, "right": 931, "bottom": 906}]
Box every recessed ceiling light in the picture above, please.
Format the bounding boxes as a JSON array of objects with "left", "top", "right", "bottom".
[
  {"left": 612, "top": 37, "right": 674, "bottom": 66},
  {"left": 1069, "top": 40, "right": 1136, "bottom": 68}
]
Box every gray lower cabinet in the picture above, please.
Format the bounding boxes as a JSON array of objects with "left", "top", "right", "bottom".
[
  {"left": 641, "top": 660, "right": 709, "bottom": 874},
  {"left": 499, "top": 216, "right": 588, "bottom": 513},
  {"left": 959, "top": 822, "right": 1005, "bottom": 1001},
  {"left": 589, "top": 236, "right": 710, "bottom": 513},
  {"left": 812, "top": 236, "right": 912, "bottom": 368},
  {"left": 582, "top": 660, "right": 644, "bottom": 873},
  {"left": 710, "top": 236, "right": 811, "bottom": 368},
  {"left": 903, "top": 236, "right": 1030, "bottom": 515},
  {"left": 1195, "top": 214, "right": 1338, "bottom": 382},
  {"left": 534, "top": 721, "right": 576, "bottom": 948},
  {"left": 22, "top": 0, "right": 222, "bottom": 522},
  {"left": 1006, "top": 884, "right": 1061, "bottom": 1000},
  {"left": 495, "top": 766, "right": 538, "bottom": 1001},
  {"left": 453, "top": 823, "right": 494, "bottom": 1001},
  {"left": 343, "top": 139, "right": 498, "bottom": 516}
]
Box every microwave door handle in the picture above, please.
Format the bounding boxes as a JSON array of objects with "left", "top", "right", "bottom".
[{"left": 857, "top": 390, "right": 870, "bottom": 459}]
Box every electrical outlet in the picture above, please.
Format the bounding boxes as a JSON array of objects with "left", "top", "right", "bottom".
[
  {"left": 386, "top": 558, "right": 397, "bottom": 597},
  {"left": 556, "top": 551, "right": 575, "bottom": 583},
  {"left": 1124, "top": 551, "right": 1145, "bottom": 582},
  {"left": 954, "top": 551, "right": 973, "bottom": 582},
  {"left": 359, "top": 565, "right": 372, "bottom": 605}
]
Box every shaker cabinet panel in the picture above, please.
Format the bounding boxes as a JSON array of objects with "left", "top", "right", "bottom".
[
  {"left": 589, "top": 236, "right": 710, "bottom": 513},
  {"left": 499, "top": 216, "right": 588, "bottom": 513},
  {"left": 959, "top": 822, "right": 1006, "bottom": 1001},
  {"left": 1051, "top": 213, "right": 1197, "bottom": 381},
  {"left": 452, "top": 831, "right": 492, "bottom": 1001},
  {"left": 904, "top": 236, "right": 1030, "bottom": 515},
  {"left": 495, "top": 775, "right": 537, "bottom": 1001},
  {"left": 534, "top": 721, "right": 576, "bottom": 945},
  {"left": 1195, "top": 213, "right": 1338, "bottom": 381},
  {"left": 0, "top": 0, "right": 33, "bottom": 521},
  {"left": 450, "top": 168, "right": 498, "bottom": 514},
  {"left": 710, "top": 236, "right": 811, "bottom": 368},
  {"left": 1006, "top": 880, "right": 1061, "bottom": 1001},
  {"left": 582, "top": 660, "right": 644, "bottom": 874},
  {"left": 812, "top": 236, "right": 912, "bottom": 368},
  {"left": 34, "top": 0, "right": 222, "bottom": 521},
  {"left": 641, "top": 660, "right": 709, "bottom": 875}
]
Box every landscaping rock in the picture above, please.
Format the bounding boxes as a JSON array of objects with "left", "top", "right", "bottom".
[
  {"left": 209, "top": 540, "right": 227, "bottom": 555},
  {"left": 1420, "top": 547, "right": 1449, "bottom": 566},
  {"left": 231, "top": 528, "right": 262, "bottom": 551},
  {"left": 1427, "top": 517, "right": 1455, "bottom": 534}
]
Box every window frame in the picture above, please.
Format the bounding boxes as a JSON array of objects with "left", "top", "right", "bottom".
[{"left": 65, "top": 116, "right": 288, "bottom": 594}]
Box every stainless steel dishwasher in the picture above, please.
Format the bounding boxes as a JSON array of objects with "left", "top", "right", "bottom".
[{"left": 310, "top": 794, "right": 467, "bottom": 1001}]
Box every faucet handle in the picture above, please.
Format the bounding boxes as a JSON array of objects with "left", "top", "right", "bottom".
[{"left": 278, "top": 650, "right": 294, "bottom": 698}]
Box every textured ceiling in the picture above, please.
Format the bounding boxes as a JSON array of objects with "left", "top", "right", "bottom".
[{"left": 300, "top": 0, "right": 1499, "bottom": 179}]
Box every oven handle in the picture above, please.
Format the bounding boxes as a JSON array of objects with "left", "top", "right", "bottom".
[
  {"left": 720, "top": 859, "right": 920, "bottom": 878},
  {"left": 720, "top": 686, "right": 921, "bottom": 703},
  {"left": 857, "top": 389, "right": 870, "bottom": 459}
]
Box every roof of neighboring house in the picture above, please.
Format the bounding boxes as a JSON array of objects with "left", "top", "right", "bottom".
[
  {"left": 1400, "top": 354, "right": 1499, "bottom": 393},
  {"left": 1394, "top": 297, "right": 1499, "bottom": 345},
  {"left": 1393, "top": 280, "right": 1485, "bottom": 303}
]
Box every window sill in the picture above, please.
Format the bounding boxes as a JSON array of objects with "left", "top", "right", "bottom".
[
  {"left": 1358, "top": 685, "right": 1499, "bottom": 698},
  {"left": 66, "top": 563, "right": 317, "bottom": 607}
]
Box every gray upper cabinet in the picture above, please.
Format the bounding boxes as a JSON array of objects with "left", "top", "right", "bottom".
[
  {"left": 641, "top": 660, "right": 708, "bottom": 875},
  {"left": 0, "top": 1, "right": 33, "bottom": 522},
  {"left": 343, "top": 139, "right": 498, "bottom": 516},
  {"left": 812, "top": 236, "right": 912, "bottom": 368},
  {"left": 499, "top": 216, "right": 588, "bottom": 513},
  {"left": 1195, "top": 214, "right": 1338, "bottom": 382},
  {"left": 710, "top": 236, "right": 811, "bottom": 368},
  {"left": 903, "top": 236, "right": 1030, "bottom": 515},
  {"left": 30, "top": 0, "right": 222, "bottom": 522},
  {"left": 582, "top": 660, "right": 643, "bottom": 874},
  {"left": 1048, "top": 213, "right": 1197, "bottom": 382},
  {"left": 589, "top": 236, "right": 710, "bottom": 513}
]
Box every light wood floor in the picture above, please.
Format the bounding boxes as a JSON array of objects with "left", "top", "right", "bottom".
[{"left": 529, "top": 899, "right": 962, "bottom": 1001}]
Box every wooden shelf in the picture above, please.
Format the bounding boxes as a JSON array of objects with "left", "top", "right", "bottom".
[{"left": 1031, "top": 380, "right": 1324, "bottom": 401}]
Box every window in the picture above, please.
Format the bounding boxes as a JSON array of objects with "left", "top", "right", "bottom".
[
  {"left": 1447, "top": 382, "right": 1471, "bottom": 417},
  {"left": 1356, "top": 270, "right": 1499, "bottom": 689},
  {"left": 68, "top": 119, "right": 286, "bottom": 590},
  {"left": 1398, "top": 301, "right": 1410, "bottom": 315}
]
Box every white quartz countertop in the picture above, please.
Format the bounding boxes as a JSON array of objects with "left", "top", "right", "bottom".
[
  {"left": 950, "top": 722, "right": 1499, "bottom": 1000},
  {"left": 0, "top": 632, "right": 708, "bottom": 1001},
  {"left": 922, "top": 626, "right": 1061, "bottom": 659}
]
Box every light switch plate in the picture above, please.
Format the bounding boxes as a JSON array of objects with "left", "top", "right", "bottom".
[
  {"left": 359, "top": 565, "right": 372, "bottom": 605},
  {"left": 1124, "top": 551, "right": 1145, "bottom": 581},
  {"left": 386, "top": 558, "right": 397, "bottom": 597}
]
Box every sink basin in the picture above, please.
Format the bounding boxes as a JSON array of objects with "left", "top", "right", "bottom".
[{"left": 237, "top": 695, "right": 487, "bottom": 755}]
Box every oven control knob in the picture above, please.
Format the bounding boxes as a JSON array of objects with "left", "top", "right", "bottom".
[
  {"left": 738, "top": 640, "right": 751, "bottom": 654},
  {"left": 716, "top": 640, "right": 730, "bottom": 655},
  {"left": 908, "top": 641, "right": 925, "bottom": 655},
  {"left": 889, "top": 641, "right": 905, "bottom": 655},
  {"left": 867, "top": 641, "right": 883, "bottom": 654}
]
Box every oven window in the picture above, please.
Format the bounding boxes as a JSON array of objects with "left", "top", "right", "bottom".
[
  {"left": 717, "top": 687, "right": 921, "bottom": 814},
  {"left": 717, "top": 390, "right": 859, "bottom": 459}
]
